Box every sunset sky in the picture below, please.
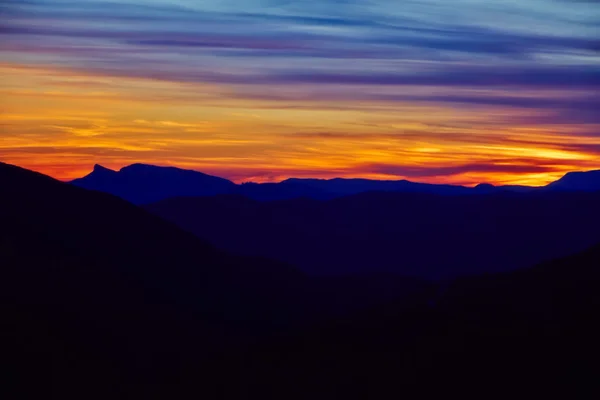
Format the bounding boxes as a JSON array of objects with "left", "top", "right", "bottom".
[{"left": 1, "top": 0, "right": 599, "bottom": 185}]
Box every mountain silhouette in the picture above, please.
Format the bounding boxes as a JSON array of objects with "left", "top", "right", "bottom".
[
  {"left": 147, "top": 191, "right": 600, "bottom": 278},
  {"left": 71, "top": 163, "right": 237, "bottom": 203},
  {"left": 66, "top": 163, "right": 599, "bottom": 204},
  {"left": 1, "top": 162, "right": 429, "bottom": 398},
  {"left": 0, "top": 161, "right": 313, "bottom": 397},
  {"left": 269, "top": 177, "right": 472, "bottom": 196},
  {"left": 2, "top": 162, "right": 598, "bottom": 398},
  {"left": 546, "top": 169, "right": 600, "bottom": 192},
  {"left": 229, "top": 241, "right": 600, "bottom": 399}
]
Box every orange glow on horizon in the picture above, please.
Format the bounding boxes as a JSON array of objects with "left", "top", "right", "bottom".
[{"left": 1, "top": 62, "right": 599, "bottom": 187}]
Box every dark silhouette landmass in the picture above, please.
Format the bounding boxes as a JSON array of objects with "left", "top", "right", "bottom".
[
  {"left": 1, "top": 162, "right": 426, "bottom": 397},
  {"left": 147, "top": 191, "right": 600, "bottom": 278},
  {"left": 71, "top": 163, "right": 600, "bottom": 204},
  {"left": 547, "top": 169, "right": 600, "bottom": 192},
  {"left": 71, "top": 163, "right": 237, "bottom": 204},
  {"left": 231, "top": 241, "right": 600, "bottom": 399},
  {"left": 3, "top": 161, "right": 599, "bottom": 399}
]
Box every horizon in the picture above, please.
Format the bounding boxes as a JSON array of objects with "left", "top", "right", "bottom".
[
  {"left": 59, "top": 161, "right": 599, "bottom": 188},
  {"left": 2, "top": 0, "right": 599, "bottom": 186},
  {"left": 7, "top": 161, "right": 580, "bottom": 187}
]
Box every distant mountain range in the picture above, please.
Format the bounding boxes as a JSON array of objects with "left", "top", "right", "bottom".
[
  {"left": 147, "top": 191, "right": 600, "bottom": 279},
  {"left": 3, "top": 161, "right": 598, "bottom": 398},
  {"left": 71, "top": 163, "right": 600, "bottom": 204},
  {"left": 68, "top": 162, "right": 600, "bottom": 279}
]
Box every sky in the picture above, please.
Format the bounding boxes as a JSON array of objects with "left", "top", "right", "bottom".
[{"left": 1, "top": 0, "right": 599, "bottom": 185}]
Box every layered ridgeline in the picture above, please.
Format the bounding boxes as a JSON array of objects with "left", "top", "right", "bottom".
[
  {"left": 147, "top": 191, "right": 600, "bottom": 279},
  {"left": 2, "top": 161, "right": 598, "bottom": 399},
  {"left": 72, "top": 163, "right": 600, "bottom": 204},
  {"left": 234, "top": 239, "right": 600, "bottom": 399},
  {"left": 70, "top": 163, "right": 600, "bottom": 279},
  {"left": 0, "top": 161, "right": 428, "bottom": 398}
]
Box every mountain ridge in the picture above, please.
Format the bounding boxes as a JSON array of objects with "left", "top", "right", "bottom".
[
  {"left": 3, "top": 161, "right": 599, "bottom": 398},
  {"left": 70, "top": 163, "right": 600, "bottom": 204},
  {"left": 146, "top": 190, "right": 600, "bottom": 279},
  {"left": 71, "top": 163, "right": 237, "bottom": 203},
  {"left": 547, "top": 169, "right": 600, "bottom": 192}
]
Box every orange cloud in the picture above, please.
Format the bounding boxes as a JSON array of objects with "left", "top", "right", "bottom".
[{"left": 1, "top": 62, "right": 599, "bottom": 185}]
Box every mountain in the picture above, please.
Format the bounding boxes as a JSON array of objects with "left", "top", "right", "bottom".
[
  {"left": 70, "top": 163, "right": 546, "bottom": 204},
  {"left": 0, "top": 162, "right": 427, "bottom": 398},
  {"left": 472, "top": 182, "right": 534, "bottom": 193},
  {"left": 546, "top": 169, "right": 600, "bottom": 192},
  {"left": 71, "top": 163, "right": 237, "bottom": 204},
  {"left": 271, "top": 177, "right": 472, "bottom": 196},
  {"left": 3, "top": 161, "right": 598, "bottom": 398},
  {"left": 237, "top": 180, "right": 334, "bottom": 201},
  {"left": 280, "top": 178, "right": 534, "bottom": 196},
  {"left": 69, "top": 163, "right": 599, "bottom": 205},
  {"left": 230, "top": 241, "right": 600, "bottom": 399},
  {"left": 0, "top": 161, "right": 312, "bottom": 398},
  {"left": 147, "top": 191, "right": 600, "bottom": 279}
]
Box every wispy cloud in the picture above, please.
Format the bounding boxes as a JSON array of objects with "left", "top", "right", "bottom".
[{"left": 1, "top": 0, "right": 599, "bottom": 184}]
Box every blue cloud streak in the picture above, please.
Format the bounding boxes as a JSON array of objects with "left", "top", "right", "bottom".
[{"left": 1, "top": 0, "right": 599, "bottom": 125}]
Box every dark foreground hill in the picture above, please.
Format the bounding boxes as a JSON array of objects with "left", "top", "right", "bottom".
[
  {"left": 147, "top": 191, "right": 600, "bottom": 278},
  {"left": 3, "top": 162, "right": 599, "bottom": 398},
  {"left": 0, "top": 162, "right": 300, "bottom": 398},
  {"left": 229, "top": 241, "right": 600, "bottom": 399},
  {"left": 0, "top": 162, "right": 425, "bottom": 398}
]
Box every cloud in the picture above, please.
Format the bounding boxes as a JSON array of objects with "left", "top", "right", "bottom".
[
  {"left": 2, "top": 1, "right": 598, "bottom": 61},
  {"left": 2, "top": 0, "right": 598, "bottom": 105},
  {"left": 255, "top": 66, "right": 600, "bottom": 88},
  {"left": 360, "top": 162, "right": 559, "bottom": 178},
  {"left": 2, "top": 0, "right": 599, "bottom": 184}
]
